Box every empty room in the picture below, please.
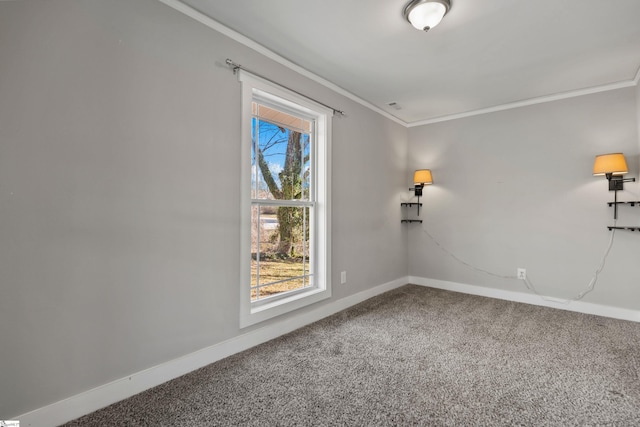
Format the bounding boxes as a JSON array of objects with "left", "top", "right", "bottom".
[{"left": 1, "top": 0, "right": 640, "bottom": 426}]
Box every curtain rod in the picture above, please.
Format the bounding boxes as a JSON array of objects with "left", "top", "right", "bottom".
[{"left": 225, "top": 59, "right": 346, "bottom": 117}]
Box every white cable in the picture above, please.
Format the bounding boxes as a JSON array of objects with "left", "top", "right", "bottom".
[
  {"left": 421, "top": 222, "right": 617, "bottom": 304},
  {"left": 421, "top": 227, "right": 517, "bottom": 280},
  {"left": 522, "top": 223, "right": 617, "bottom": 304}
]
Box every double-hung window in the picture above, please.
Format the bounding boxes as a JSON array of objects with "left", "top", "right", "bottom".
[{"left": 239, "top": 72, "right": 331, "bottom": 327}]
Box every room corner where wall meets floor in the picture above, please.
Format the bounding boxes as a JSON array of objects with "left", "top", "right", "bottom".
[
  {"left": 2, "top": 0, "right": 640, "bottom": 424},
  {"left": 0, "top": 0, "right": 409, "bottom": 422},
  {"left": 14, "top": 278, "right": 409, "bottom": 427},
  {"left": 47, "top": 285, "right": 640, "bottom": 426},
  {"left": 407, "top": 85, "right": 640, "bottom": 318},
  {"left": 410, "top": 278, "right": 640, "bottom": 323}
]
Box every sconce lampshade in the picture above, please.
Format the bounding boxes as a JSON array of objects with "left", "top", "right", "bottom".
[
  {"left": 414, "top": 169, "right": 433, "bottom": 185},
  {"left": 403, "top": 0, "right": 451, "bottom": 32},
  {"left": 593, "top": 153, "right": 628, "bottom": 176}
]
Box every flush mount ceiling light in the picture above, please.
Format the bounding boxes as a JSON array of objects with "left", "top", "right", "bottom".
[{"left": 403, "top": 0, "right": 451, "bottom": 32}]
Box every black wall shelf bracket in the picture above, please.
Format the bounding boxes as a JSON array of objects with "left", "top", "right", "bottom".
[
  {"left": 606, "top": 201, "right": 640, "bottom": 231},
  {"left": 401, "top": 202, "right": 423, "bottom": 224},
  {"left": 607, "top": 226, "right": 640, "bottom": 231},
  {"left": 607, "top": 201, "right": 638, "bottom": 207}
]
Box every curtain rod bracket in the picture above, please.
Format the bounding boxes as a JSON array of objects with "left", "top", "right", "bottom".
[
  {"left": 225, "top": 58, "right": 241, "bottom": 75},
  {"left": 225, "top": 58, "right": 345, "bottom": 116}
]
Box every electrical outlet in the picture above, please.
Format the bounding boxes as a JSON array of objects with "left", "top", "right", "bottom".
[
  {"left": 341, "top": 271, "right": 347, "bottom": 284},
  {"left": 517, "top": 268, "right": 526, "bottom": 280}
]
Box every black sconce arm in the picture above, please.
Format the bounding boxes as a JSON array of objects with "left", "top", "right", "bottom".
[{"left": 606, "top": 173, "right": 636, "bottom": 191}]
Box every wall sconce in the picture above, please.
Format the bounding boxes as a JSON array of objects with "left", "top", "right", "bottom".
[
  {"left": 410, "top": 169, "right": 433, "bottom": 216},
  {"left": 412, "top": 169, "right": 433, "bottom": 196},
  {"left": 403, "top": 0, "right": 451, "bottom": 32},
  {"left": 593, "top": 153, "right": 636, "bottom": 220}
]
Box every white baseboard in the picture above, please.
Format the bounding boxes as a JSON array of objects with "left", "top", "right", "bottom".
[
  {"left": 409, "top": 276, "right": 640, "bottom": 323},
  {"left": 16, "top": 277, "right": 408, "bottom": 427},
  {"left": 23, "top": 275, "right": 634, "bottom": 427}
]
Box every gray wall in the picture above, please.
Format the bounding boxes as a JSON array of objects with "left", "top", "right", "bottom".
[
  {"left": 0, "top": 0, "right": 408, "bottom": 417},
  {"left": 637, "top": 79, "right": 640, "bottom": 154},
  {"left": 408, "top": 88, "right": 640, "bottom": 308}
]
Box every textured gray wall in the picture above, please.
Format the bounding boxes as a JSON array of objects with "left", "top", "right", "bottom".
[
  {"left": 637, "top": 79, "right": 640, "bottom": 156},
  {"left": 0, "top": 0, "right": 408, "bottom": 417},
  {"left": 408, "top": 88, "right": 640, "bottom": 308}
]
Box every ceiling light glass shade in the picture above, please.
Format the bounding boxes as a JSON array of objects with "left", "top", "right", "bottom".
[
  {"left": 593, "top": 153, "right": 628, "bottom": 176},
  {"left": 414, "top": 169, "right": 433, "bottom": 185},
  {"left": 404, "top": 0, "right": 451, "bottom": 32}
]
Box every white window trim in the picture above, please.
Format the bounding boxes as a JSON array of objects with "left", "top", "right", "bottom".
[{"left": 238, "top": 70, "right": 332, "bottom": 328}]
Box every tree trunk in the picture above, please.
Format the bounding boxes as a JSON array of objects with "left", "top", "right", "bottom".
[
  {"left": 255, "top": 129, "right": 303, "bottom": 257},
  {"left": 256, "top": 144, "right": 282, "bottom": 199},
  {"left": 276, "top": 132, "right": 302, "bottom": 255}
]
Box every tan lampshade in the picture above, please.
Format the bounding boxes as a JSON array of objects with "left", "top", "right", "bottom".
[
  {"left": 414, "top": 169, "right": 433, "bottom": 185},
  {"left": 593, "top": 153, "right": 628, "bottom": 176}
]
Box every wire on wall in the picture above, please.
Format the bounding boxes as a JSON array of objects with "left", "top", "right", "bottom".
[
  {"left": 420, "top": 223, "right": 617, "bottom": 304},
  {"left": 421, "top": 227, "right": 517, "bottom": 280},
  {"left": 521, "top": 224, "right": 617, "bottom": 304}
]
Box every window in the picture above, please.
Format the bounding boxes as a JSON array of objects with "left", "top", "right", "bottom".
[{"left": 239, "top": 72, "right": 331, "bottom": 327}]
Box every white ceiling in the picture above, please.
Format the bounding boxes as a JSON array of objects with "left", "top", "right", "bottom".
[{"left": 180, "top": 0, "right": 640, "bottom": 124}]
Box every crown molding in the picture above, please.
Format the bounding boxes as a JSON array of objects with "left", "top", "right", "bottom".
[
  {"left": 408, "top": 78, "right": 638, "bottom": 127},
  {"left": 156, "top": 0, "right": 405, "bottom": 126},
  {"left": 158, "top": 0, "right": 639, "bottom": 129}
]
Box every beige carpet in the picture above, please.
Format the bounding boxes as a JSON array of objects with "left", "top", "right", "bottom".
[{"left": 63, "top": 285, "right": 640, "bottom": 426}]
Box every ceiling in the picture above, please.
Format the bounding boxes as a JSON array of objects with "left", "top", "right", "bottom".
[{"left": 179, "top": 0, "right": 640, "bottom": 125}]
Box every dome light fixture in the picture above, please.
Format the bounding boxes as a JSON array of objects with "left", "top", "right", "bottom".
[{"left": 403, "top": 0, "right": 451, "bottom": 32}]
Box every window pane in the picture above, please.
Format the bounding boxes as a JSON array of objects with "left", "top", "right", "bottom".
[
  {"left": 250, "top": 205, "right": 311, "bottom": 302},
  {"left": 251, "top": 204, "right": 279, "bottom": 254},
  {"left": 254, "top": 277, "right": 306, "bottom": 300},
  {"left": 251, "top": 259, "right": 313, "bottom": 301},
  {"left": 251, "top": 118, "right": 258, "bottom": 199},
  {"left": 250, "top": 205, "right": 261, "bottom": 288},
  {"left": 253, "top": 102, "right": 311, "bottom": 134},
  {"left": 252, "top": 103, "right": 312, "bottom": 201},
  {"left": 302, "top": 133, "right": 311, "bottom": 200}
]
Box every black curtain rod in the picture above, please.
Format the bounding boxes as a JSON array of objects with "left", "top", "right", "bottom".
[{"left": 225, "top": 58, "right": 346, "bottom": 117}]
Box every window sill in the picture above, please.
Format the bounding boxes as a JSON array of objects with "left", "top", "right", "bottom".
[{"left": 240, "top": 286, "right": 331, "bottom": 328}]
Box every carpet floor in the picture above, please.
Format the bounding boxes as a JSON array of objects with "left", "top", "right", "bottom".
[{"left": 63, "top": 285, "right": 640, "bottom": 426}]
